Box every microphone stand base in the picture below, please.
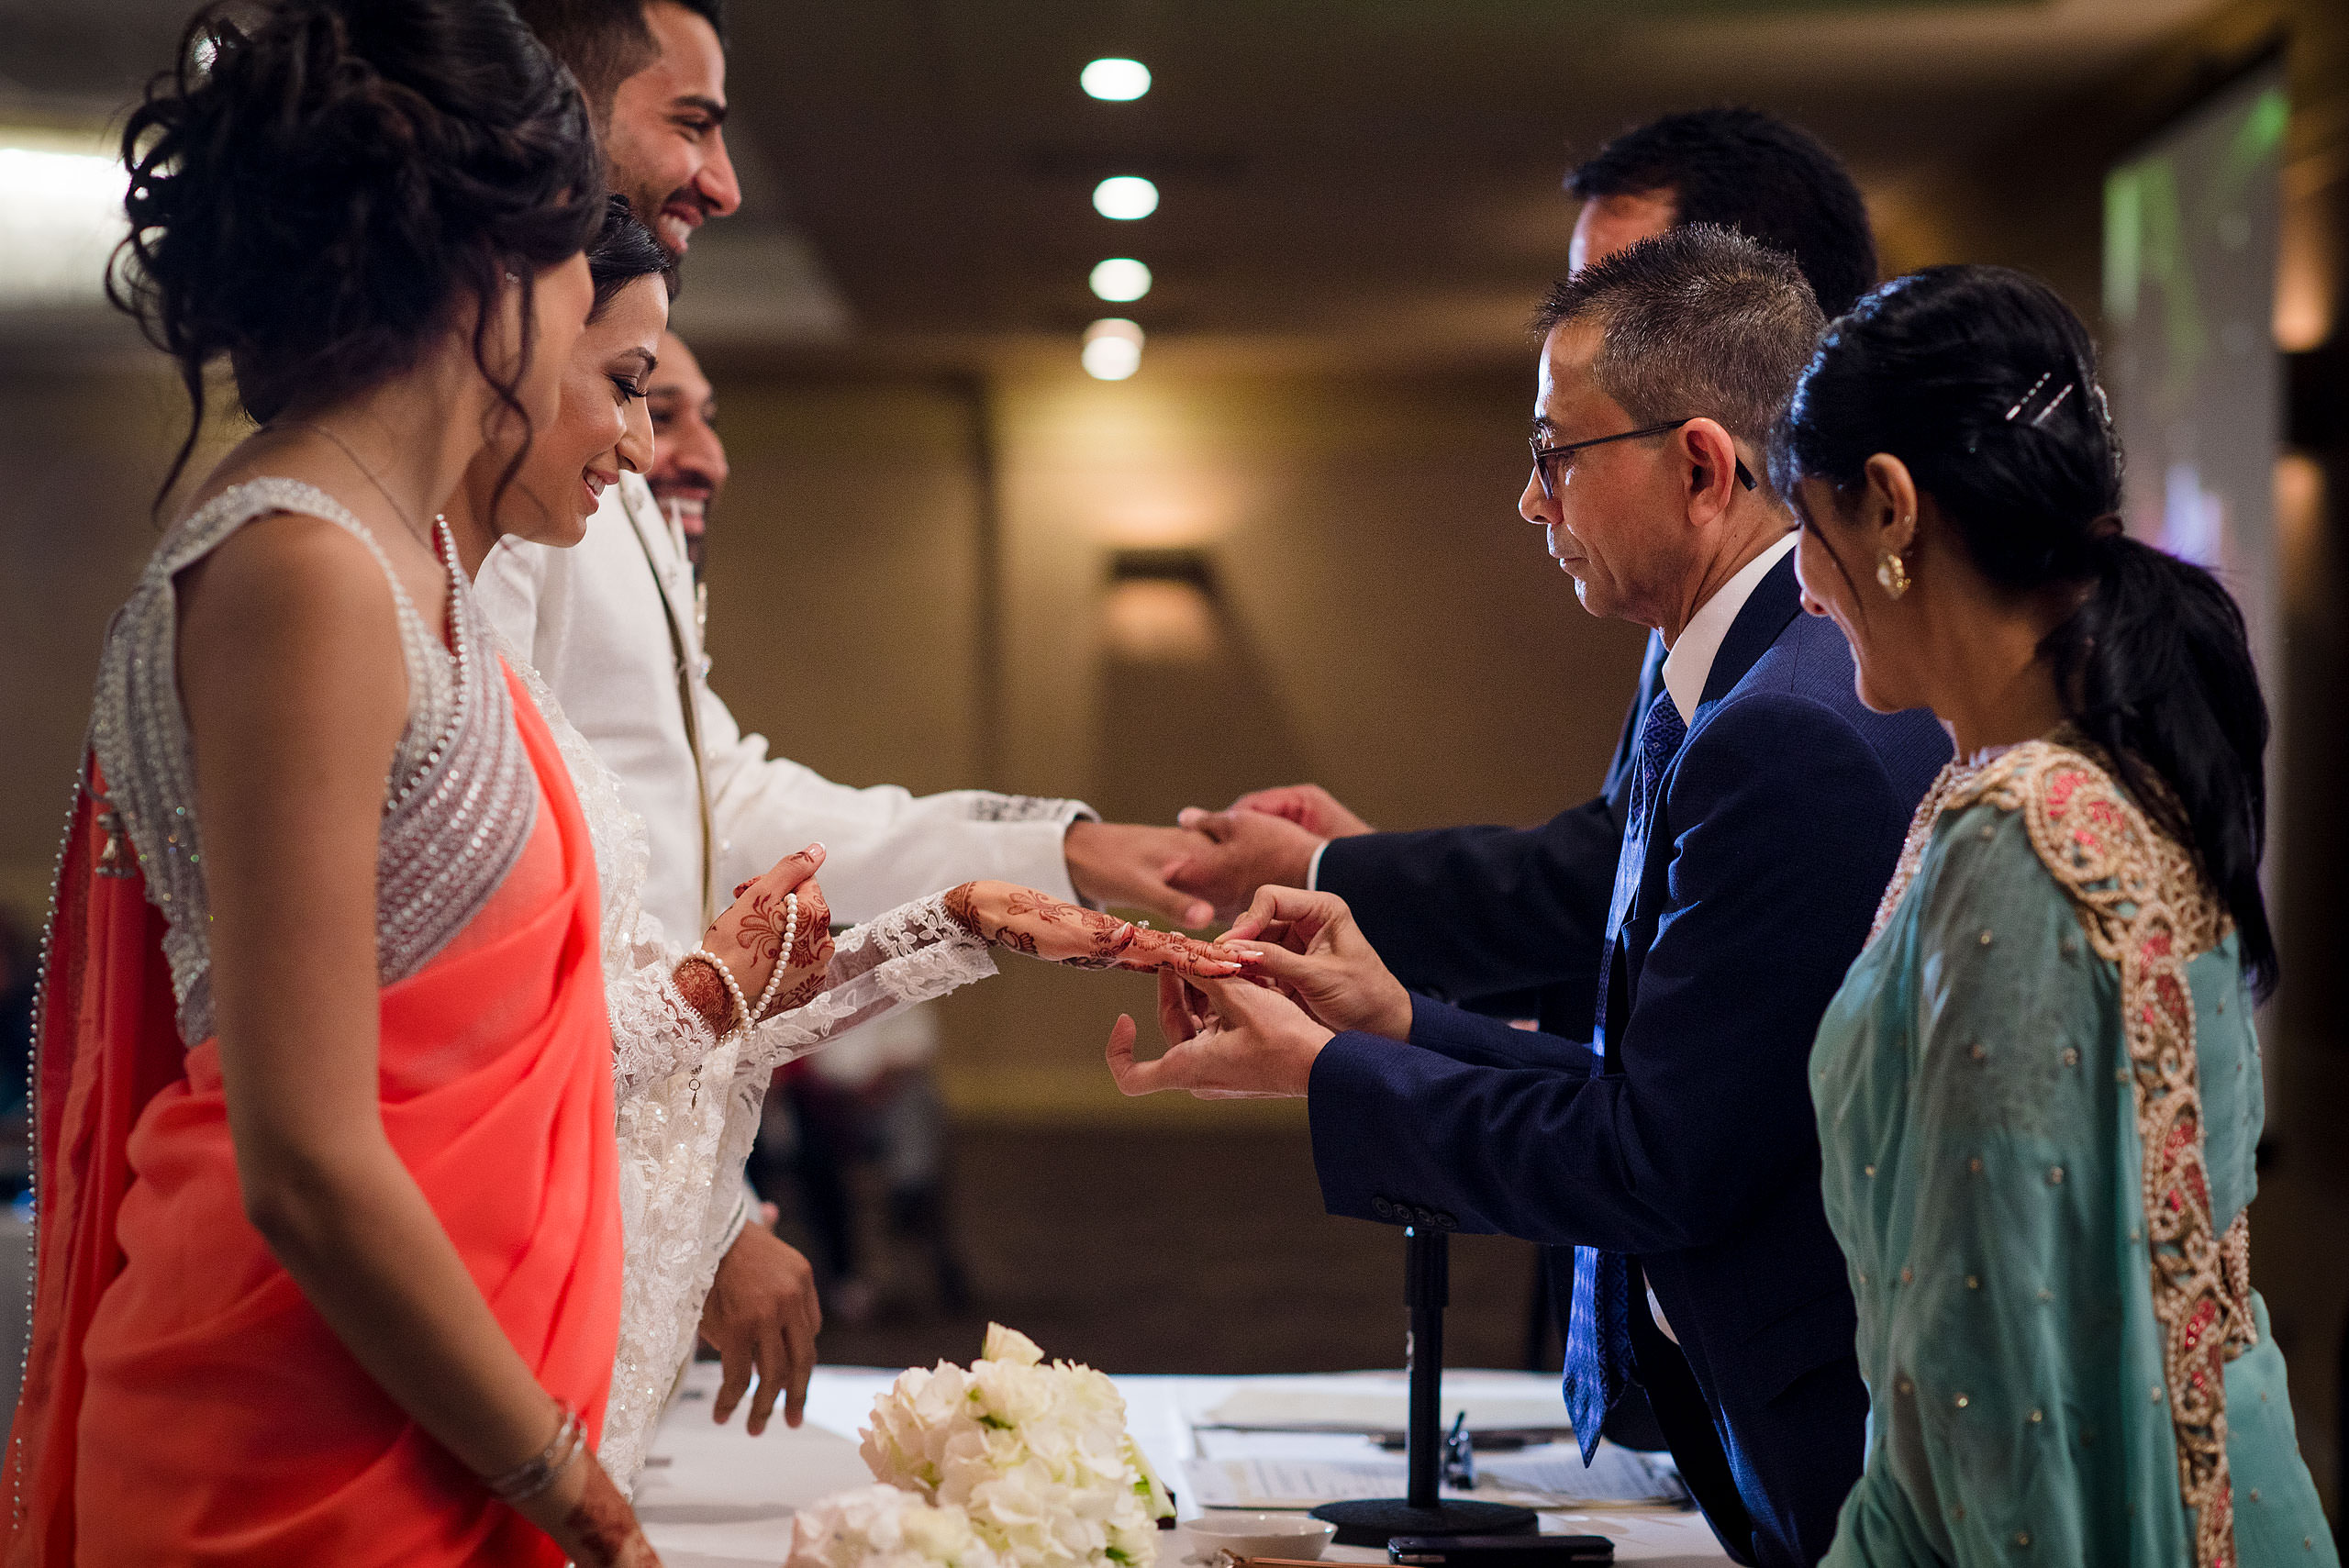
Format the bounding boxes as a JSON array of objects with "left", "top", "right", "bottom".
[{"left": 1308, "top": 1497, "right": 1540, "bottom": 1548}]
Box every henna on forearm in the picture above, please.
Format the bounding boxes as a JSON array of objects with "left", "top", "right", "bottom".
[{"left": 673, "top": 954, "right": 735, "bottom": 1034}]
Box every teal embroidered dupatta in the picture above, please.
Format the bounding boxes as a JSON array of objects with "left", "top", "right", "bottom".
[{"left": 1809, "top": 742, "right": 2332, "bottom": 1567}]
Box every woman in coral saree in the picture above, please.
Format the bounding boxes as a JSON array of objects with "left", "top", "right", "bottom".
[{"left": 6, "top": 0, "right": 663, "bottom": 1562}]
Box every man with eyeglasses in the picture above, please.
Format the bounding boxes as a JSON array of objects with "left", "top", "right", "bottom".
[
  {"left": 1167, "top": 107, "right": 1881, "bottom": 1046},
  {"left": 1108, "top": 228, "right": 1950, "bottom": 1566}
]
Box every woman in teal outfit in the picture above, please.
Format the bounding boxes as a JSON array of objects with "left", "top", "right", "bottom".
[{"left": 1771, "top": 264, "right": 2333, "bottom": 1566}]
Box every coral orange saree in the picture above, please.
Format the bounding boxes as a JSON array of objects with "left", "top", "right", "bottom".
[{"left": 6, "top": 665, "right": 619, "bottom": 1566}]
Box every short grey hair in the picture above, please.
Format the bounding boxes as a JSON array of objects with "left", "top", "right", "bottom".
[{"left": 1532, "top": 225, "right": 1825, "bottom": 464}]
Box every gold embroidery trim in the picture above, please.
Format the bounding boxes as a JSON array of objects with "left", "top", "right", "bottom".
[{"left": 1874, "top": 740, "right": 2252, "bottom": 1568}]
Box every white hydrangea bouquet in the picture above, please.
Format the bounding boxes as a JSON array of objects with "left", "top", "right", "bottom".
[
  {"left": 790, "top": 1324, "right": 1173, "bottom": 1568},
  {"left": 786, "top": 1484, "right": 1006, "bottom": 1568}
]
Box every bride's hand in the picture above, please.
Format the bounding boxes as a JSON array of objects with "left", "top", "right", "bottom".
[
  {"left": 942, "top": 882, "right": 1249, "bottom": 978},
  {"left": 518, "top": 1452, "right": 662, "bottom": 1567},
  {"left": 693, "top": 844, "right": 836, "bottom": 1025}
]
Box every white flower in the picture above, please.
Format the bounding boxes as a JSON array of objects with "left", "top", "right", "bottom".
[
  {"left": 786, "top": 1483, "right": 1003, "bottom": 1568},
  {"left": 859, "top": 1324, "right": 1171, "bottom": 1568}
]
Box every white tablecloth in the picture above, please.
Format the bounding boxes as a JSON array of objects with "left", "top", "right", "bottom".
[{"left": 635, "top": 1364, "right": 1731, "bottom": 1568}]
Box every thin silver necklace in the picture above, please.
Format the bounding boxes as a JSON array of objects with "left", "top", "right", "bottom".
[{"left": 280, "top": 418, "right": 435, "bottom": 551}]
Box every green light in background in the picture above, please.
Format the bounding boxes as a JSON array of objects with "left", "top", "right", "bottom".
[
  {"left": 2225, "top": 86, "right": 2289, "bottom": 189},
  {"left": 2105, "top": 168, "right": 2141, "bottom": 324}
]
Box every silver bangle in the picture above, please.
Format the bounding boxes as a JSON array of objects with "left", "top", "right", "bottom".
[{"left": 484, "top": 1403, "right": 585, "bottom": 1504}]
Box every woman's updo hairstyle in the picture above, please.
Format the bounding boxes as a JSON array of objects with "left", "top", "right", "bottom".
[
  {"left": 1771, "top": 264, "right": 2277, "bottom": 998},
  {"left": 113, "top": 0, "right": 606, "bottom": 505},
  {"left": 585, "top": 195, "right": 671, "bottom": 323}
]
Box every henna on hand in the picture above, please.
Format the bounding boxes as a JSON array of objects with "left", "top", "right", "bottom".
[
  {"left": 949, "top": 883, "right": 1244, "bottom": 975},
  {"left": 942, "top": 883, "right": 986, "bottom": 938},
  {"left": 747, "top": 883, "right": 831, "bottom": 1023},
  {"left": 551, "top": 1458, "right": 656, "bottom": 1568},
  {"left": 731, "top": 890, "right": 795, "bottom": 967}
]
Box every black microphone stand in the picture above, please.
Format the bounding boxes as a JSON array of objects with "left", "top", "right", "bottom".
[{"left": 1310, "top": 1227, "right": 1540, "bottom": 1548}]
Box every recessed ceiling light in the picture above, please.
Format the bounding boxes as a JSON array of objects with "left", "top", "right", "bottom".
[
  {"left": 1090, "top": 258, "right": 1152, "bottom": 302},
  {"left": 1092, "top": 176, "right": 1158, "bottom": 221},
  {"left": 1083, "top": 317, "right": 1144, "bottom": 380},
  {"left": 1081, "top": 59, "right": 1151, "bottom": 102}
]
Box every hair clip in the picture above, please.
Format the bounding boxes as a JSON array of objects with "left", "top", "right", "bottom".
[
  {"left": 2004, "top": 369, "right": 2076, "bottom": 428},
  {"left": 2003, "top": 372, "right": 2051, "bottom": 422}
]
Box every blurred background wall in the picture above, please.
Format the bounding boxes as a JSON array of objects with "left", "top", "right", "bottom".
[{"left": 1, "top": 0, "right": 2343, "bottom": 1530}]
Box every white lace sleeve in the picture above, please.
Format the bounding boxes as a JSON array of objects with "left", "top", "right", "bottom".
[
  {"left": 734, "top": 892, "right": 996, "bottom": 1077},
  {"left": 488, "top": 624, "right": 1004, "bottom": 1495}
]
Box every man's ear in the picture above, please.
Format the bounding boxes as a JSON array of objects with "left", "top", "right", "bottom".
[
  {"left": 1678, "top": 417, "right": 1743, "bottom": 526},
  {"left": 1862, "top": 453, "right": 1920, "bottom": 557}
]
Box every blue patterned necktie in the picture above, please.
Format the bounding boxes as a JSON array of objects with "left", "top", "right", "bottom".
[{"left": 1564, "top": 690, "right": 1687, "bottom": 1463}]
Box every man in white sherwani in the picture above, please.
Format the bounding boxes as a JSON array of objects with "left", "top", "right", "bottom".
[{"left": 494, "top": 0, "right": 1217, "bottom": 1454}]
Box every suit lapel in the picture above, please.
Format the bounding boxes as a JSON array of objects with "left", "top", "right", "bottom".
[
  {"left": 1696, "top": 553, "right": 1801, "bottom": 712},
  {"left": 1602, "top": 555, "right": 1805, "bottom": 1051},
  {"left": 620, "top": 481, "right": 700, "bottom": 662}
]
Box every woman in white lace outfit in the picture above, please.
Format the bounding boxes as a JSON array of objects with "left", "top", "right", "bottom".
[{"left": 437, "top": 200, "right": 1252, "bottom": 1490}]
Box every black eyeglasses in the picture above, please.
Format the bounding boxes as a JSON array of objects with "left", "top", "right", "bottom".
[{"left": 1529, "top": 417, "right": 1758, "bottom": 501}]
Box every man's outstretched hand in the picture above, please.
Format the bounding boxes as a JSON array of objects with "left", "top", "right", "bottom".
[
  {"left": 1105, "top": 971, "right": 1333, "bottom": 1099},
  {"left": 1221, "top": 885, "right": 1414, "bottom": 1041},
  {"left": 1104, "top": 885, "right": 1416, "bottom": 1099},
  {"left": 1226, "top": 783, "right": 1374, "bottom": 840},
  {"left": 1162, "top": 807, "right": 1324, "bottom": 921},
  {"left": 1063, "top": 820, "right": 1217, "bottom": 928}
]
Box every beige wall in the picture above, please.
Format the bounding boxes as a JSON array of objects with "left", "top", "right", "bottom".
[{"left": 0, "top": 356, "right": 212, "bottom": 919}]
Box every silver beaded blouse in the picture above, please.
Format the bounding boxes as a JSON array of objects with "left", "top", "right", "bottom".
[{"left": 86, "top": 477, "right": 537, "bottom": 1045}]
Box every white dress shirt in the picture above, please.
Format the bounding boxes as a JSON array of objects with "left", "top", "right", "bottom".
[
  {"left": 475, "top": 473, "right": 1089, "bottom": 942},
  {"left": 1658, "top": 531, "right": 1798, "bottom": 726}
]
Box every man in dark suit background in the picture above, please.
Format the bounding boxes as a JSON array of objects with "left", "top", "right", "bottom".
[
  {"left": 1108, "top": 228, "right": 1950, "bottom": 1565},
  {"left": 1165, "top": 107, "right": 1881, "bottom": 1044}
]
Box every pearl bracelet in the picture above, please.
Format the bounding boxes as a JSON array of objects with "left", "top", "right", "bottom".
[
  {"left": 751, "top": 891, "right": 798, "bottom": 1025},
  {"left": 691, "top": 890, "right": 797, "bottom": 1040}
]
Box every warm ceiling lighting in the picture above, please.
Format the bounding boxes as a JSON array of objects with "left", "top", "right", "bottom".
[
  {"left": 1089, "top": 258, "right": 1152, "bottom": 303},
  {"left": 1082, "top": 317, "right": 1143, "bottom": 381},
  {"left": 0, "top": 137, "right": 128, "bottom": 306},
  {"left": 1080, "top": 59, "right": 1151, "bottom": 102},
  {"left": 1092, "top": 175, "right": 1158, "bottom": 221}
]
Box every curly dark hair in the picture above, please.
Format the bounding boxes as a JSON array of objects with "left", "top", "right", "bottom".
[{"left": 111, "top": 0, "right": 606, "bottom": 509}]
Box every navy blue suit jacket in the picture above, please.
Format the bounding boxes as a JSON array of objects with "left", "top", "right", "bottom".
[
  {"left": 1314, "top": 637, "right": 1661, "bottom": 1035},
  {"left": 1307, "top": 559, "right": 1949, "bottom": 1560}
]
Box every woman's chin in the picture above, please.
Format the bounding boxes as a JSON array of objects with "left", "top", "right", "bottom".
[{"left": 546, "top": 503, "right": 592, "bottom": 550}]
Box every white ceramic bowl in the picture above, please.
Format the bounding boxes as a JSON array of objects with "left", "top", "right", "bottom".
[{"left": 1181, "top": 1512, "right": 1339, "bottom": 1563}]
